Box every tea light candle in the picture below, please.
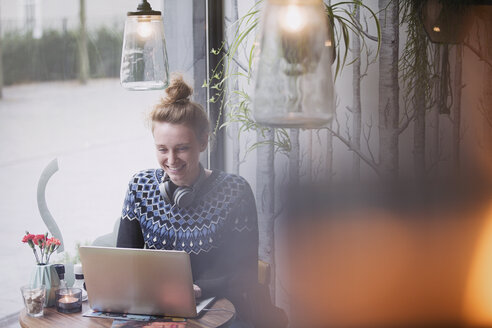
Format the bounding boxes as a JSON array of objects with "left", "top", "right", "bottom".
[
  {"left": 59, "top": 295, "right": 77, "bottom": 305},
  {"left": 56, "top": 288, "right": 82, "bottom": 313}
]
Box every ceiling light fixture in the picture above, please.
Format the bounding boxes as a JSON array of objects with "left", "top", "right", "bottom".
[
  {"left": 252, "top": 0, "right": 335, "bottom": 128},
  {"left": 120, "top": 0, "right": 169, "bottom": 90}
]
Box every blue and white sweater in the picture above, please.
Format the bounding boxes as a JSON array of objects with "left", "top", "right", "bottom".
[{"left": 116, "top": 169, "right": 259, "bottom": 307}]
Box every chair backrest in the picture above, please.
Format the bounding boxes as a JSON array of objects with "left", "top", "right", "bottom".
[
  {"left": 91, "top": 218, "right": 120, "bottom": 247},
  {"left": 258, "top": 260, "right": 270, "bottom": 285}
]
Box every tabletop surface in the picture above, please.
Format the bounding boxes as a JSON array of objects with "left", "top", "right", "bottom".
[{"left": 19, "top": 298, "right": 235, "bottom": 328}]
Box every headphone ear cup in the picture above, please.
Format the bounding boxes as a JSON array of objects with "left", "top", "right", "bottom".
[
  {"left": 160, "top": 164, "right": 205, "bottom": 207},
  {"left": 173, "top": 187, "right": 195, "bottom": 208},
  {"left": 159, "top": 180, "right": 173, "bottom": 204}
]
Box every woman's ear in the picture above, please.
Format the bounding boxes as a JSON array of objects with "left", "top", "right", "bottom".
[{"left": 199, "top": 135, "right": 208, "bottom": 152}]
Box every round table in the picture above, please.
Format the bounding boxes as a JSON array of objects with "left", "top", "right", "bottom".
[{"left": 19, "top": 298, "right": 235, "bottom": 328}]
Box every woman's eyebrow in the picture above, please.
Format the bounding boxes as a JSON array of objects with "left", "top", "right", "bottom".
[{"left": 155, "top": 143, "right": 190, "bottom": 147}]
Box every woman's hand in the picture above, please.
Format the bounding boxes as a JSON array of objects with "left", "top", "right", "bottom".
[{"left": 193, "top": 284, "right": 202, "bottom": 298}]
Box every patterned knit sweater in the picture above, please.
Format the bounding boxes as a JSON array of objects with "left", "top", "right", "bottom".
[{"left": 116, "top": 169, "right": 259, "bottom": 306}]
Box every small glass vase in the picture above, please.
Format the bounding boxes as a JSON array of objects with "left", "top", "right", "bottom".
[
  {"left": 20, "top": 284, "right": 46, "bottom": 317},
  {"left": 29, "top": 263, "right": 60, "bottom": 307}
]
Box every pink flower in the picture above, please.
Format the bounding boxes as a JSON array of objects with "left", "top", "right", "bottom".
[
  {"left": 47, "top": 237, "right": 61, "bottom": 246},
  {"left": 33, "top": 234, "right": 46, "bottom": 248},
  {"left": 21, "top": 234, "right": 35, "bottom": 243},
  {"left": 22, "top": 232, "right": 61, "bottom": 264},
  {"left": 22, "top": 233, "right": 36, "bottom": 249},
  {"left": 45, "top": 237, "right": 61, "bottom": 253}
]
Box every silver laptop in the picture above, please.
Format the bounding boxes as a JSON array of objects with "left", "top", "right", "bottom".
[{"left": 79, "top": 246, "right": 214, "bottom": 318}]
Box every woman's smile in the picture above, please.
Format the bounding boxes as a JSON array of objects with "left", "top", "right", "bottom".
[{"left": 165, "top": 163, "right": 186, "bottom": 175}]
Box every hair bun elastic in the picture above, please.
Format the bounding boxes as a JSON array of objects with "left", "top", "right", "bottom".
[{"left": 175, "top": 98, "right": 189, "bottom": 104}]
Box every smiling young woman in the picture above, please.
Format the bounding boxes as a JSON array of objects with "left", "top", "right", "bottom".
[
  {"left": 116, "top": 74, "right": 259, "bottom": 326},
  {"left": 153, "top": 121, "right": 207, "bottom": 187}
]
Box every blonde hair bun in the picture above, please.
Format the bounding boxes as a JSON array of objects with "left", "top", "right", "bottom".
[
  {"left": 161, "top": 74, "right": 193, "bottom": 106},
  {"left": 150, "top": 72, "right": 210, "bottom": 142}
]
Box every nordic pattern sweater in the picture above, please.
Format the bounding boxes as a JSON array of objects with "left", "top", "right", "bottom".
[{"left": 116, "top": 169, "right": 259, "bottom": 310}]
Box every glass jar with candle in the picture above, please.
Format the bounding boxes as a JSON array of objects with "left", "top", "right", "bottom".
[{"left": 55, "top": 287, "right": 82, "bottom": 313}]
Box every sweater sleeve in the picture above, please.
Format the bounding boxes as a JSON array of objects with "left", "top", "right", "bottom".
[
  {"left": 195, "top": 179, "right": 259, "bottom": 300},
  {"left": 116, "top": 180, "right": 144, "bottom": 249}
]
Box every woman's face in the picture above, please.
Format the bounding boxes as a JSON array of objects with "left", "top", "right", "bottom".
[{"left": 153, "top": 122, "right": 207, "bottom": 186}]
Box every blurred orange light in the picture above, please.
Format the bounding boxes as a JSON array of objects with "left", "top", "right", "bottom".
[{"left": 464, "top": 204, "right": 492, "bottom": 325}]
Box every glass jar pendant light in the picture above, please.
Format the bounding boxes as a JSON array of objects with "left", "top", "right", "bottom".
[
  {"left": 120, "top": 0, "right": 169, "bottom": 90},
  {"left": 253, "top": 0, "right": 335, "bottom": 128}
]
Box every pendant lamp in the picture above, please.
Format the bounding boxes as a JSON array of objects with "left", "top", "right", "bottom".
[
  {"left": 420, "top": 0, "right": 473, "bottom": 44},
  {"left": 120, "top": 0, "right": 169, "bottom": 90},
  {"left": 253, "top": 0, "right": 335, "bottom": 128}
]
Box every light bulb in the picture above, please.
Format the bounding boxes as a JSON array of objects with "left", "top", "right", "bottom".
[
  {"left": 282, "top": 5, "right": 306, "bottom": 33},
  {"left": 433, "top": 26, "right": 441, "bottom": 32},
  {"left": 279, "top": 4, "right": 321, "bottom": 71},
  {"left": 137, "top": 21, "right": 153, "bottom": 38}
]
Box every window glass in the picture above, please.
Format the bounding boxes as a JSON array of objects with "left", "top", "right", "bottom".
[{"left": 0, "top": 0, "right": 208, "bottom": 318}]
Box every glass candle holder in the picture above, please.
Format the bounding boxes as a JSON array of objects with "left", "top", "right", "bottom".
[
  {"left": 20, "top": 284, "right": 46, "bottom": 317},
  {"left": 55, "top": 288, "right": 82, "bottom": 314}
]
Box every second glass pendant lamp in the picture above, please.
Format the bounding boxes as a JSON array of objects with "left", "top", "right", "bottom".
[
  {"left": 120, "top": 0, "right": 169, "bottom": 90},
  {"left": 253, "top": 0, "right": 335, "bottom": 128}
]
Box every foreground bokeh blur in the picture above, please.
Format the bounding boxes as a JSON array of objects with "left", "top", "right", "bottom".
[{"left": 283, "top": 182, "right": 492, "bottom": 327}]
